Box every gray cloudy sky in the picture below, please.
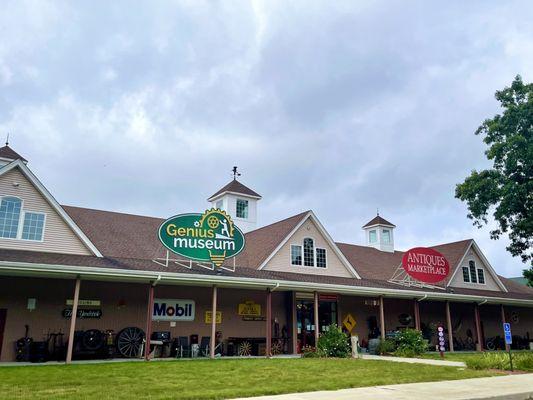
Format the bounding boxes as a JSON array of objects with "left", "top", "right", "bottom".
[{"left": 1, "top": 1, "right": 532, "bottom": 277}]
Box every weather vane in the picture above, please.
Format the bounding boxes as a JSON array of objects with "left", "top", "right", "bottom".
[{"left": 232, "top": 166, "right": 241, "bottom": 180}]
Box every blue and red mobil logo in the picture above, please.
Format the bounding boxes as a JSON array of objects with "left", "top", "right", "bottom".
[{"left": 152, "top": 299, "right": 195, "bottom": 321}]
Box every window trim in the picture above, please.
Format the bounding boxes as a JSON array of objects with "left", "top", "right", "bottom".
[
  {"left": 462, "top": 266, "right": 470, "bottom": 283},
  {"left": 382, "top": 229, "right": 391, "bottom": 244},
  {"left": 0, "top": 195, "right": 46, "bottom": 242},
  {"left": 235, "top": 198, "right": 249, "bottom": 220},
  {"left": 476, "top": 267, "right": 486, "bottom": 285},
  {"left": 290, "top": 236, "right": 328, "bottom": 269},
  {"left": 462, "top": 259, "right": 486, "bottom": 286},
  {"left": 369, "top": 229, "right": 377, "bottom": 243},
  {"left": 290, "top": 244, "right": 302, "bottom": 266},
  {"left": 316, "top": 247, "right": 327, "bottom": 268}
]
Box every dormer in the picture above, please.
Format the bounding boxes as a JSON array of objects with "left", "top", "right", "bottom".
[
  {"left": 362, "top": 214, "right": 395, "bottom": 252},
  {"left": 207, "top": 175, "right": 261, "bottom": 233}
]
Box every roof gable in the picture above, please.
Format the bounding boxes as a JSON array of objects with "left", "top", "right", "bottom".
[
  {"left": 207, "top": 179, "right": 261, "bottom": 201},
  {"left": 362, "top": 215, "right": 395, "bottom": 228},
  {"left": 0, "top": 145, "right": 27, "bottom": 163},
  {"left": 0, "top": 160, "right": 101, "bottom": 256}
]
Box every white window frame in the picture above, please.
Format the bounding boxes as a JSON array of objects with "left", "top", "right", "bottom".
[
  {"left": 463, "top": 260, "right": 486, "bottom": 285},
  {"left": 290, "top": 237, "right": 328, "bottom": 269},
  {"left": 316, "top": 247, "right": 327, "bottom": 268},
  {"left": 476, "top": 268, "right": 486, "bottom": 285},
  {"left": 290, "top": 244, "right": 302, "bottom": 266},
  {"left": 462, "top": 266, "right": 470, "bottom": 283},
  {"left": 369, "top": 229, "right": 377, "bottom": 243},
  {"left": 382, "top": 229, "right": 391, "bottom": 244},
  {"left": 0, "top": 195, "right": 46, "bottom": 242},
  {"left": 235, "top": 198, "right": 249, "bottom": 219}
]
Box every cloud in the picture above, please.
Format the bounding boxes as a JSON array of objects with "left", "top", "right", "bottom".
[{"left": 0, "top": 0, "right": 532, "bottom": 277}]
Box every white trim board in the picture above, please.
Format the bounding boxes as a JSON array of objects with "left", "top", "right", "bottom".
[{"left": 0, "top": 159, "right": 102, "bottom": 257}]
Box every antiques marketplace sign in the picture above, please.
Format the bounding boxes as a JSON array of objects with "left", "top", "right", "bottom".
[
  {"left": 402, "top": 247, "right": 450, "bottom": 284},
  {"left": 159, "top": 209, "right": 245, "bottom": 267}
]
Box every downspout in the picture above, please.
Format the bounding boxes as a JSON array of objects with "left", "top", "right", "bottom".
[
  {"left": 152, "top": 274, "right": 162, "bottom": 286},
  {"left": 417, "top": 294, "right": 427, "bottom": 302},
  {"left": 478, "top": 298, "right": 488, "bottom": 306},
  {"left": 270, "top": 282, "right": 280, "bottom": 292}
]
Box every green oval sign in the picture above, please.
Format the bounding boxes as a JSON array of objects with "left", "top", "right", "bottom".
[{"left": 158, "top": 209, "right": 245, "bottom": 267}]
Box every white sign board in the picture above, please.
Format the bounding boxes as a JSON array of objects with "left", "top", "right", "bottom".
[{"left": 152, "top": 299, "right": 195, "bottom": 321}]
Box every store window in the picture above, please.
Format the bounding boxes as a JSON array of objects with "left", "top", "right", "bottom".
[
  {"left": 316, "top": 248, "right": 327, "bottom": 268},
  {"left": 369, "top": 230, "right": 377, "bottom": 243},
  {"left": 236, "top": 199, "right": 248, "bottom": 219},
  {"left": 303, "top": 238, "right": 314, "bottom": 266},
  {"left": 0, "top": 196, "right": 22, "bottom": 238},
  {"left": 382, "top": 229, "right": 391, "bottom": 244},
  {"left": 22, "top": 212, "right": 45, "bottom": 241},
  {"left": 477, "top": 268, "right": 485, "bottom": 284},
  {"left": 469, "top": 260, "right": 477, "bottom": 283},
  {"left": 291, "top": 245, "right": 302, "bottom": 266}
]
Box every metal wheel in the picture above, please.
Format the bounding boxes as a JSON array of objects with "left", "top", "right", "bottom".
[
  {"left": 238, "top": 341, "right": 252, "bottom": 356},
  {"left": 271, "top": 340, "right": 282, "bottom": 355},
  {"left": 116, "top": 327, "right": 145, "bottom": 358},
  {"left": 82, "top": 329, "right": 104, "bottom": 351}
]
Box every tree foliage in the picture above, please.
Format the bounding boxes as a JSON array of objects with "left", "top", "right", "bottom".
[
  {"left": 456, "top": 76, "right": 533, "bottom": 266},
  {"left": 524, "top": 266, "right": 533, "bottom": 287}
]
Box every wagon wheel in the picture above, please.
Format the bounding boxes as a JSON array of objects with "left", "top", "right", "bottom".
[
  {"left": 271, "top": 340, "right": 282, "bottom": 356},
  {"left": 82, "top": 329, "right": 104, "bottom": 351},
  {"left": 116, "top": 327, "right": 145, "bottom": 358},
  {"left": 238, "top": 341, "right": 252, "bottom": 356}
]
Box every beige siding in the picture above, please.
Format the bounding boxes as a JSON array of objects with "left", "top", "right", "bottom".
[
  {"left": 449, "top": 247, "right": 502, "bottom": 292},
  {"left": 0, "top": 168, "right": 91, "bottom": 255},
  {"left": 263, "top": 219, "right": 353, "bottom": 278}
]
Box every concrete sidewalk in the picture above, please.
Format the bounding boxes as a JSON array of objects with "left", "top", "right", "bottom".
[
  {"left": 234, "top": 374, "right": 533, "bottom": 400},
  {"left": 360, "top": 354, "right": 466, "bottom": 367}
]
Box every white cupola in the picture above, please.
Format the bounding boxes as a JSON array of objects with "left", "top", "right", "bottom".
[
  {"left": 362, "top": 214, "right": 395, "bottom": 252},
  {"left": 207, "top": 167, "right": 261, "bottom": 233}
]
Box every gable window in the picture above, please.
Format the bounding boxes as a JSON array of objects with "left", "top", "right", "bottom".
[
  {"left": 236, "top": 199, "right": 248, "bottom": 219},
  {"left": 215, "top": 200, "right": 223, "bottom": 210},
  {"left": 22, "top": 212, "right": 45, "bottom": 241},
  {"left": 369, "top": 230, "right": 377, "bottom": 243},
  {"left": 316, "top": 248, "right": 327, "bottom": 268},
  {"left": 303, "top": 238, "right": 314, "bottom": 266},
  {"left": 0, "top": 196, "right": 22, "bottom": 238},
  {"left": 291, "top": 245, "right": 302, "bottom": 266},
  {"left": 469, "top": 260, "right": 477, "bottom": 283},
  {"left": 477, "top": 268, "right": 485, "bottom": 284},
  {"left": 382, "top": 229, "right": 391, "bottom": 244},
  {"left": 462, "top": 266, "right": 470, "bottom": 283}
]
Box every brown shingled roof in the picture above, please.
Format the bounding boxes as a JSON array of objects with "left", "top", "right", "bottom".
[
  {"left": 362, "top": 215, "right": 395, "bottom": 228},
  {"left": 0, "top": 145, "right": 27, "bottom": 162},
  {"left": 207, "top": 179, "right": 261, "bottom": 201}
]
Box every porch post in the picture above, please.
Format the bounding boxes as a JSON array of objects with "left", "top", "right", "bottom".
[
  {"left": 210, "top": 285, "right": 217, "bottom": 359},
  {"left": 266, "top": 288, "right": 272, "bottom": 358},
  {"left": 414, "top": 299, "right": 421, "bottom": 331},
  {"left": 144, "top": 283, "right": 155, "bottom": 361},
  {"left": 379, "top": 296, "right": 385, "bottom": 340},
  {"left": 313, "top": 291, "right": 319, "bottom": 345},
  {"left": 291, "top": 292, "right": 298, "bottom": 354},
  {"left": 474, "top": 303, "right": 483, "bottom": 351},
  {"left": 445, "top": 301, "right": 454, "bottom": 352},
  {"left": 500, "top": 304, "right": 510, "bottom": 351},
  {"left": 66, "top": 277, "right": 81, "bottom": 364}
]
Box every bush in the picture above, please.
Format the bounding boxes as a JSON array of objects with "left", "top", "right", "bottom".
[
  {"left": 316, "top": 324, "right": 350, "bottom": 358},
  {"left": 376, "top": 339, "right": 397, "bottom": 355},
  {"left": 301, "top": 345, "right": 319, "bottom": 358},
  {"left": 466, "top": 352, "right": 533, "bottom": 371},
  {"left": 393, "top": 329, "right": 428, "bottom": 357}
]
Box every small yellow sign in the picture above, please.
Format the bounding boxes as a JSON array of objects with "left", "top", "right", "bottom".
[
  {"left": 238, "top": 300, "right": 261, "bottom": 316},
  {"left": 343, "top": 313, "right": 356, "bottom": 333},
  {"left": 205, "top": 311, "right": 222, "bottom": 324},
  {"left": 66, "top": 299, "right": 101, "bottom": 306}
]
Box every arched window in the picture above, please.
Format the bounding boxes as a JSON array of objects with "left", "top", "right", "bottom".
[
  {"left": 0, "top": 196, "right": 22, "bottom": 238},
  {"left": 469, "top": 260, "right": 477, "bottom": 283},
  {"left": 303, "top": 238, "right": 314, "bottom": 267}
]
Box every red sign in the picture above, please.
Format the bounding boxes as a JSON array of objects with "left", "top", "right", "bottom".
[{"left": 402, "top": 247, "right": 450, "bottom": 284}]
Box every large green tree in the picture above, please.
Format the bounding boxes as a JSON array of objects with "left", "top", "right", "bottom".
[{"left": 455, "top": 76, "right": 533, "bottom": 273}]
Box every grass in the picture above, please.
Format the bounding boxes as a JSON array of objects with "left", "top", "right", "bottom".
[
  {"left": 421, "top": 350, "right": 533, "bottom": 365},
  {"left": 0, "top": 358, "right": 499, "bottom": 400}
]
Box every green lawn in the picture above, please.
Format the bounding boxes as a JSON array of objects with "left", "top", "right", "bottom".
[
  {"left": 421, "top": 350, "right": 532, "bottom": 363},
  {"left": 0, "top": 358, "right": 500, "bottom": 400}
]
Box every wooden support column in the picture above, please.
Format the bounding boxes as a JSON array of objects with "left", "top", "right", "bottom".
[
  {"left": 379, "top": 296, "right": 385, "bottom": 340},
  {"left": 445, "top": 301, "right": 454, "bottom": 352},
  {"left": 291, "top": 292, "right": 298, "bottom": 354},
  {"left": 144, "top": 283, "right": 155, "bottom": 361},
  {"left": 414, "top": 299, "right": 421, "bottom": 331},
  {"left": 266, "top": 288, "right": 272, "bottom": 358},
  {"left": 474, "top": 303, "right": 483, "bottom": 351},
  {"left": 210, "top": 285, "right": 218, "bottom": 359},
  {"left": 501, "top": 304, "right": 510, "bottom": 351},
  {"left": 66, "top": 277, "right": 81, "bottom": 364},
  {"left": 313, "top": 291, "right": 319, "bottom": 345}
]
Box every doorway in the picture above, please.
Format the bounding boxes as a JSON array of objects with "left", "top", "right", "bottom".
[
  {"left": 296, "top": 299, "right": 337, "bottom": 352},
  {"left": 0, "top": 309, "right": 6, "bottom": 359}
]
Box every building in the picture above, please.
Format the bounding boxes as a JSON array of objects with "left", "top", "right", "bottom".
[{"left": 0, "top": 145, "right": 531, "bottom": 363}]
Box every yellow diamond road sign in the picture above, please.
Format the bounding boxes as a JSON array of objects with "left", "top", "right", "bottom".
[{"left": 343, "top": 313, "right": 356, "bottom": 333}]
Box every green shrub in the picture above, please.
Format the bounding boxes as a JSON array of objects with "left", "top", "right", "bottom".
[
  {"left": 393, "top": 329, "right": 428, "bottom": 357},
  {"left": 466, "top": 352, "right": 533, "bottom": 371},
  {"left": 316, "top": 324, "right": 350, "bottom": 358},
  {"left": 301, "top": 345, "right": 319, "bottom": 358},
  {"left": 376, "top": 338, "right": 397, "bottom": 355}
]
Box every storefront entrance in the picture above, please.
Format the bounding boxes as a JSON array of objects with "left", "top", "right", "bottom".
[
  {"left": 296, "top": 298, "right": 337, "bottom": 351},
  {"left": 0, "top": 309, "right": 6, "bottom": 359}
]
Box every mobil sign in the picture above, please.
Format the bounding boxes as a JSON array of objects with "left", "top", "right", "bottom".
[
  {"left": 402, "top": 247, "right": 450, "bottom": 284},
  {"left": 152, "top": 299, "right": 195, "bottom": 321}
]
